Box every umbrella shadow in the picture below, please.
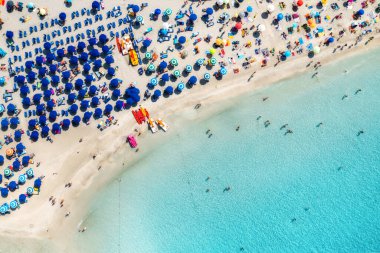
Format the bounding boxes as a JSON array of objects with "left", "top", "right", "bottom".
[
  {"left": 200, "top": 79, "right": 208, "bottom": 85},
  {"left": 182, "top": 70, "right": 189, "bottom": 77},
  {"left": 193, "top": 64, "right": 201, "bottom": 71},
  {"left": 261, "top": 12, "right": 269, "bottom": 19}
]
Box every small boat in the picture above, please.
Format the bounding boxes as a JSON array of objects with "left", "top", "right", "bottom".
[
  {"left": 155, "top": 118, "right": 169, "bottom": 132},
  {"left": 127, "top": 135, "right": 137, "bottom": 148},
  {"left": 147, "top": 118, "right": 158, "bottom": 133}
]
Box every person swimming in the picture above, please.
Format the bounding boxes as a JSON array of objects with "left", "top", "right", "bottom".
[
  {"left": 264, "top": 120, "right": 270, "bottom": 127},
  {"left": 342, "top": 94, "right": 348, "bottom": 100},
  {"left": 262, "top": 97, "right": 269, "bottom": 101},
  {"left": 285, "top": 129, "right": 293, "bottom": 135},
  {"left": 357, "top": 130, "right": 364, "bottom": 136},
  {"left": 236, "top": 126, "right": 240, "bottom": 131},
  {"left": 208, "top": 134, "right": 213, "bottom": 138},
  {"left": 256, "top": 115, "right": 262, "bottom": 120},
  {"left": 316, "top": 122, "right": 323, "bottom": 127},
  {"left": 206, "top": 129, "right": 211, "bottom": 134},
  {"left": 355, "top": 89, "right": 362, "bottom": 95},
  {"left": 223, "top": 186, "right": 231, "bottom": 192},
  {"left": 280, "top": 124, "right": 288, "bottom": 130}
]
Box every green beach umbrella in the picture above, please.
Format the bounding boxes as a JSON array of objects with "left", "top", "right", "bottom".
[
  {"left": 145, "top": 52, "right": 152, "bottom": 59},
  {"left": 27, "top": 187, "right": 34, "bottom": 196},
  {"left": 185, "top": 65, "right": 193, "bottom": 73},
  {"left": 197, "top": 58, "right": 205, "bottom": 66},
  {"left": 164, "top": 8, "right": 173, "bottom": 16},
  {"left": 173, "top": 70, "right": 181, "bottom": 78},
  {"left": 136, "top": 16, "right": 144, "bottom": 23},
  {"left": 209, "top": 57, "right": 217, "bottom": 66},
  {"left": 220, "top": 68, "right": 227, "bottom": 75},
  {"left": 147, "top": 63, "right": 156, "bottom": 72},
  {"left": 4, "top": 168, "right": 11, "bottom": 177},
  {"left": 150, "top": 77, "right": 158, "bottom": 86},
  {"left": 204, "top": 72, "right": 211, "bottom": 80},
  {"left": 170, "top": 58, "right": 178, "bottom": 66},
  {"left": 26, "top": 168, "right": 34, "bottom": 178}
]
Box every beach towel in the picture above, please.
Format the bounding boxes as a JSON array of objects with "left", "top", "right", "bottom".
[{"left": 0, "top": 0, "right": 5, "bottom": 6}]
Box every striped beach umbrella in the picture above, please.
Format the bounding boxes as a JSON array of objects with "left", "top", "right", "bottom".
[
  {"left": 197, "top": 58, "right": 205, "bottom": 66},
  {"left": 173, "top": 70, "right": 181, "bottom": 78},
  {"left": 0, "top": 205, "right": 7, "bottom": 214},
  {"left": 4, "top": 168, "right": 11, "bottom": 177},
  {"left": 18, "top": 174, "right": 26, "bottom": 184},
  {"left": 136, "top": 16, "right": 144, "bottom": 23},
  {"left": 10, "top": 200, "right": 18, "bottom": 210},
  {"left": 150, "top": 77, "right": 158, "bottom": 86},
  {"left": 145, "top": 52, "right": 152, "bottom": 59},
  {"left": 27, "top": 187, "right": 34, "bottom": 196},
  {"left": 220, "top": 68, "right": 227, "bottom": 75},
  {"left": 209, "top": 57, "right": 217, "bottom": 66},
  {"left": 164, "top": 8, "right": 173, "bottom": 16},
  {"left": 204, "top": 72, "right": 211, "bottom": 80},
  {"left": 147, "top": 64, "right": 155, "bottom": 72},
  {"left": 177, "top": 82, "right": 185, "bottom": 91},
  {"left": 185, "top": 65, "right": 192, "bottom": 73},
  {"left": 170, "top": 58, "right": 178, "bottom": 66},
  {"left": 26, "top": 168, "right": 34, "bottom": 178}
]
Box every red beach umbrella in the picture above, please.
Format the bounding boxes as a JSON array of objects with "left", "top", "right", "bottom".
[
  {"left": 235, "top": 22, "right": 242, "bottom": 30},
  {"left": 297, "top": 0, "right": 303, "bottom": 6}
]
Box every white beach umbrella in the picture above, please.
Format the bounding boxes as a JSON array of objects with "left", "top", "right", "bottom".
[
  {"left": 217, "top": 0, "right": 224, "bottom": 6},
  {"left": 313, "top": 46, "right": 321, "bottom": 54},
  {"left": 258, "top": 24, "right": 266, "bottom": 32},
  {"left": 162, "top": 23, "right": 170, "bottom": 29},
  {"left": 267, "top": 4, "right": 275, "bottom": 13}
]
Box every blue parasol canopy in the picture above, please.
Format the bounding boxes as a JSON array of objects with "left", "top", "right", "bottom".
[
  {"left": 49, "top": 111, "right": 58, "bottom": 121},
  {"left": 25, "top": 60, "right": 34, "bottom": 69},
  {"left": 51, "top": 75, "right": 60, "bottom": 84},
  {"left": 1, "top": 188, "right": 9, "bottom": 197},
  {"left": 78, "top": 89, "right": 87, "bottom": 99},
  {"left": 70, "top": 56, "right": 78, "bottom": 65},
  {"left": 108, "top": 67, "right": 115, "bottom": 76},
  {"left": 7, "top": 103, "right": 16, "bottom": 114},
  {"left": 90, "top": 49, "right": 100, "bottom": 58},
  {"left": 41, "top": 126, "right": 50, "bottom": 137},
  {"left": 92, "top": 1, "right": 100, "bottom": 9},
  {"left": 102, "top": 45, "right": 110, "bottom": 54},
  {"left": 57, "top": 48, "right": 65, "bottom": 58},
  {"left": 277, "top": 13, "right": 284, "bottom": 21},
  {"left": 41, "top": 78, "right": 50, "bottom": 89},
  {"left": 159, "top": 61, "right": 168, "bottom": 70},
  {"left": 22, "top": 97, "right": 31, "bottom": 107},
  {"left": 143, "top": 39, "right": 152, "bottom": 48},
  {"left": 59, "top": 12, "right": 67, "bottom": 21},
  {"left": 188, "top": 76, "right": 197, "bottom": 85},
  {"left": 52, "top": 122, "right": 61, "bottom": 133},
  {"left": 83, "top": 63, "right": 91, "bottom": 72},
  {"left": 164, "top": 86, "right": 174, "bottom": 95},
  {"left": 20, "top": 85, "right": 30, "bottom": 96},
  {"left": 80, "top": 100, "right": 89, "bottom": 109},
  {"left": 34, "top": 178, "right": 42, "bottom": 188},
  {"left": 46, "top": 100, "right": 55, "bottom": 110},
  {"left": 154, "top": 90, "right": 161, "bottom": 97},
  {"left": 178, "top": 36, "right": 186, "bottom": 44},
  {"left": 28, "top": 71, "right": 36, "bottom": 80},
  {"left": 65, "top": 82, "right": 73, "bottom": 92},
  {"left": 69, "top": 104, "right": 78, "bottom": 114},
  {"left": 189, "top": 14, "right": 197, "bottom": 21},
  {"left": 22, "top": 156, "right": 30, "bottom": 166},
  {"left": 75, "top": 79, "right": 84, "bottom": 90},
  {"left": 99, "top": 34, "right": 107, "bottom": 44},
  {"left": 89, "top": 85, "right": 98, "bottom": 96},
  {"left": 94, "top": 59, "right": 103, "bottom": 68},
  {"left": 83, "top": 111, "right": 92, "bottom": 121},
  {"left": 19, "top": 194, "right": 27, "bottom": 204},
  {"left": 62, "top": 70, "right": 71, "bottom": 79},
  {"left": 94, "top": 108, "right": 102, "bottom": 118},
  {"left": 1, "top": 118, "right": 8, "bottom": 128},
  {"left": 13, "top": 160, "right": 20, "bottom": 170},
  {"left": 68, "top": 93, "right": 76, "bottom": 103},
  {"left": 110, "top": 79, "right": 119, "bottom": 89},
  {"left": 36, "top": 104, "right": 45, "bottom": 115},
  {"left": 161, "top": 73, "right": 169, "bottom": 82},
  {"left": 115, "top": 100, "right": 124, "bottom": 110},
  {"left": 72, "top": 115, "right": 81, "bottom": 126},
  {"left": 131, "top": 4, "right": 140, "bottom": 13},
  {"left": 85, "top": 75, "right": 93, "bottom": 83},
  {"left": 36, "top": 56, "right": 44, "bottom": 65},
  {"left": 88, "top": 38, "right": 97, "bottom": 46},
  {"left": 357, "top": 9, "right": 364, "bottom": 16},
  {"left": 206, "top": 7, "right": 214, "bottom": 15},
  {"left": 0, "top": 155, "right": 3, "bottom": 165},
  {"left": 112, "top": 89, "right": 121, "bottom": 98},
  {"left": 17, "top": 75, "right": 26, "bottom": 84},
  {"left": 30, "top": 131, "right": 39, "bottom": 141},
  {"left": 154, "top": 8, "right": 161, "bottom": 15},
  {"left": 67, "top": 45, "right": 76, "bottom": 54},
  {"left": 62, "top": 119, "right": 70, "bottom": 129},
  {"left": 104, "top": 104, "right": 113, "bottom": 114},
  {"left": 14, "top": 130, "right": 22, "bottom": 140},
  {"left": 10, "top": 117, "right": 19, "bottom": 126},
  {"left": 33, "top": 94, "right": 42, "bottom": 104},
  {"left": 38, "top": 68, "right": 47, "bottom": 77},
  {"left": 91, "top": 96, "right": 99, "bottom": 106},
  {"left": 46, "top": 53, "right": 55, "bottom": 62},
  {"left": 44, "top": 42, "right": 52, "bottom": 50},
  {"left": 80, "top": 52, "right": 89, "bottom": 61},
  {"left": 39, "top": 115, "right": 47, "bottom": 126},
  {"left": 77, "top": 41, "right": 86, "bottom": 51},
  {"left": 50, "top": 64, "right": 57, "bottom": 73},
  {"left": 6, "top": 31, "right": 13, "bottom": 39},
  {"left": 105, "top": 55, "right": 114, "bottom": 64}
]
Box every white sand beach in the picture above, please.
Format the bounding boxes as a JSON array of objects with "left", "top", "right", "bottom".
[{"left": 0, "top": 0, "right": 378, "bottom": 251}]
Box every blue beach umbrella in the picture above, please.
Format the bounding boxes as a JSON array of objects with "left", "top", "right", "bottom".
[
  {"left": 188, "top": 76, "right": 197, "bottom": 85},
  {"left": 1, "top": 118, "right": 9, "bottom": 128},
  {"left": 80, "top": 100, "right": 90, "bottom": 110},
  {"left": 99, "top": 34, "right": 107, "bottom": 44},
  {"left": 14, "top": 130, "right": 22, "bottom": 140},
  {"left": 41, "top": 78, "right": 50, "bottom": 90},
  {"left": 17, "top": 75, "right": 26, "bottom": 84},
  {"left": 34, "top": 178, "right": 42, "bottom": 188},
  {"left": 126, "top": 98, "right": 135, "bottom": 106},
  {"left": 357, "top": 9, "right": 364, "bottom": 16},
  {"left": 159, "top": 61, "right": 168, "bottom": 70},
  {"left": 178, "top": 36, "right": 186, "bottom": 44},
  {"left": 36, "top": 104, "right": 45, "bottom": 115},
  {"left": 220, "top": 67, "right": 227, "bottom": 75},
  {"left": 284, "top": 50, "right": 291, "bottom": 58},
  {"left": 131, "top": 4, "right": 140, "bottom": 13},
  {"left": 94, "top": 59, "right": 103, "bottom": 68},
  {"left": 57, "top": 49, "right": 65, "bottom": 58},
  {"left": 22, "top": 97, "right": 31, "bottom": 107},
  {"left": 75, "top": 79, "right": 84, "bottom": 90},
  {"left": 67, "top": 45, "right": 76, "bottom": 54},
  {"left": 92, "top": 1, "right": 100, "bottom": 10},
  {"left": 102, "top": 45, "right": 110, "bottom": 54},
  {"left": 153, "top": 90, "right": 161, "bottom": 98},
  {"left": 328, "top": 37, "right": 335, "bottom": 43},
  {"left": 115, "top": 100, "right": 124, "bottom": 110},
  {"left": 41, "top": 126, "right": 50, "bottom": 137},
  {"left": 89, "top": 85, "right": 98, "bottom": 96},
  {"left": 69, "top": 104, "right": 78, "bottom": 114},
  {"left": 38, "top": 68, "right": 47, "bottom": 77},
  {"left": 185, "top": 65, "right": 193, "bottom": 72},
  {"left": 19, "top": 194, "right": 27, "bottom": 203},
  {"left": 65, "top": 83, "right": 73, "bottom": 92},
  {"left": 70, "top": 56, "right": 78, "bottom": 65},
  {"left": 206, "top": 7, "right": 213, "bottom": 15},
  {"left": 52, "top": 123, "right": 61, "bottom": 133},
  {"left": 112, "top": 89, "right": 121, "bottom": 98},
  {"left": 80, "top": 52, "right": 89, "bottom": 61},
  {"left": 62, "top": 71, "right": 71, "bottom": 79},
  {"left": 91, "top": 96, "right": 99, "bottom": 106},
  {"left": 164, "top": 86, "right": 174, "bottom": 95},
  {"left": 27, "top": 71, "right": 36, "bottom": 81},
  {"left": 10, "top": 117, "right": 19, "bottom": 126},
  {"left": 83, "top": 63, "right": 91, "bottom": 72},
  {"left": 277, "top": 13, "right": 284, "bottom": 21},
  {"left": 35, "top": 56, "right": 44, "bottom": 65},
  {"left": 49, "top": 111, "right": 58, "bottom": 121},
  {"left": 25, "top": 60, "right": 34, "bottom": 69},
  {"left": 189, "top": 14, "right": 197, "bottom": 21},
  {"left": 150, "top": 77, "right": 158, "bottom": 86},
  {"left": 22, "top": 156, "right": 30, "bottom": 166},
  {"left": 6, "top": 31, "right": 14, "bottom": 39},
  {"left": 20, "top": 85, "right": 30, "bottom": 96},
  {"left": 27, "top": 187, "right": 34, "bottom": 195},
  {"left": 161, "top": 73, "right": 169, "bottom": 82},
  {"left": 59, "top": 12, "right": 67, "bottom": 21},
  {"left": 39, "top": 115, "right": 47, "bottom": 126},
  {"left": 13, "top": 160, "right": 21, "bottom": 171},
  {"left": 46, "top": 100, "right": 55, "bottom": 110},
  {"left": 10, "top": 200, "right": 19, "bottom": 210},
  {"left": 72, "top": 115, "right": 81, "bottom": 126},
  {"left": 85, "top": 75, "right": 93, "bottom": 84},
  {"left": 68, "top": 93, "right": 76, "bottom": 103},
  {"left": 90, "top": 49, "right": 100, "bottom": 58},
  {"left": 83, "top": 112, "right": 92, "bottom": 122},
  {"left": 247, "top": 6, "right": 253, "bottom": 12},
  {"left": 1, "top": 188, "right": 9, "bottom": 197},
  {"left": 104, "top": 104, "right": 113, "bottom": 115},
  {"left": 44, "top": 42, "right": 52, "bottom": 51},
  {"left": 7, "top": 103, "right": 16, "bottom": 114},
  {"left": 109, "top": 79, "right": 119, "bottom": 89},
  {"left": 44, "top": 89, "right": 52, "bottom": 99},
  {"left": 9, "top": 181, "right": 18, "bottom": 191},
  {"left": 49, "top": 64, "right": 57, "bottom": 73},
  {"left": 77, "top": 41, "right": 86, "bottom": 51},
  {"left": 33, "top": 94, "right": 42, "bottom": 104},
  {"left": 154, "top": 8, "right": 161, "bottom": 15},
  {"left": 62, "top": 119, "right": 71, "bottom": 129},
  {"left": 78, "top": 89, "right": 87, "bottom": 100},
  {"left": 108, "top": 67, "right": 115, "bottom": 76},
  {"left": 88, "top": 38, "right": 97, "bottom": 46},
  {"left": 94, "top": 108, "right": 103, "bottom": 118},
  {"left": 143, "top": 39, "right": 152, "bottom": 48},
  {"left": 46, "top": 53, "right": 55, "bottom": 61},
  {"left": 105, "top": 56, "right": 114, "bottom": 64}
]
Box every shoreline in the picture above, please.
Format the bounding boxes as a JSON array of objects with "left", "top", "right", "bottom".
[{"left": 0, "top": 33, "right": 378, "bottom": 249}]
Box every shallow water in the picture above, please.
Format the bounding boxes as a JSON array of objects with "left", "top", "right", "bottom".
[{"left": 62, "top": 48, "right": 380, "bottom": 252}]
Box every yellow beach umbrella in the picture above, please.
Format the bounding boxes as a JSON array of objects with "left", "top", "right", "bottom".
[
  {"left": 215, "top": 38, "right": 223, "bottom": 46},
  {"left": 209, "top": 48, "right": 216, "bottom": 55}
]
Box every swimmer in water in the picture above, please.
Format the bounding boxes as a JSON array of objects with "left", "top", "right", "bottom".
[
  {"left": 280, "top": 124, "right": 288, "bottom": 130},
  {"left": 262, "top": 97, "right": 269, "bottom": 101},
  {"left": 355, "top": 89, "right": 362, "bottom": 95},
  {"left": 357, "top": 130, "right": 364, "bottom": 136},
  {"left": 342, "top": 94, "right": 348, "bottom": 100},
  {"left": 236, "top": 126, "right": 240, "bottom": 131},
  {"left": 316, "top": 122, "right": 323, "bottom": 127},
  {"left": 208, "top": 134, "right": 213, "bottom": 138},
  {"left": 256, "top": 116, "right": 262, "bottom": 120},
  {"left": 285, "top": 129, "right": 293, "bottom": 135},
  {"left": 206, "top": 129, "right": 211, "bottom": 134}
]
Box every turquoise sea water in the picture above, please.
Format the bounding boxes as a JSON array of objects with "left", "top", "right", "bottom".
[{"left": 71, "top": 49, "right": 380, "bottom": 253}]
